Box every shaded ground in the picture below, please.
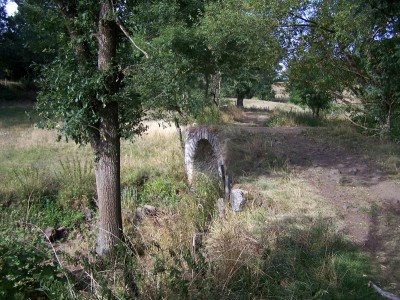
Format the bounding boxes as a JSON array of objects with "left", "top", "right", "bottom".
[{"left": 235, "top": 109, "right": 400, "bottom": 293}]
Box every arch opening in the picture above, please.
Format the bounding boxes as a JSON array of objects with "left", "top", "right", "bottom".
[
  {"left": 192, "top": 139, "right": 219, "bottom": 179},
  {"left": 184, "top": 127, "right": 225, "bottom": 185}
]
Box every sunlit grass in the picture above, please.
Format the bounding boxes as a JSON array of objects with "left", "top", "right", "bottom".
[{"left": 0, "top": 104, "right": 385, "bottom": 298}]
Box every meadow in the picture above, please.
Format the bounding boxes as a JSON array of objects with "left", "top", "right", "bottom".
[{"left": 1, "top": 98, "right": 398, "bottom": 299}]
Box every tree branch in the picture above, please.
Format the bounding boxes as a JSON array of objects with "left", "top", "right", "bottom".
[
  {"left": 343, "top": 114, "right": 380, "bottom": 132},
  {"left": 115, "top": 18, "right": 149, "bottom": 58},
  {"left": 290, "top": 13, "right": 336, "bottom": 34},
  {"left": 55, "top": 0, "right": 91, "bottom": 61},
  {"left": 109, "top": 0, "right": 149, "bottom": 58},
  {"left": 369, "top": 282, "right": 400, "bottom": 300}
]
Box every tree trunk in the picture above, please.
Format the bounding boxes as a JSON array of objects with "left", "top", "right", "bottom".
[
  {"left": 174, "top": 117, "right": 184, "bottom": 150},
  {"left": 210, "top": 72, "right": 221, "bottom": 107},
  {"left": 56, "top": 0, "right": 123, "bottom": 256},
  {"left": 236, "top": 93, "right": 245, "bottom": 107},
  {"left": 92, "top": 103, "right": 122, "bottom": 256},
  {"left": 93, "top": 2, "right": 122, "bottom": 256}
]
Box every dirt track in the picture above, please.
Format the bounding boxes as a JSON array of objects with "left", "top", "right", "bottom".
[{"left": 238, "top": 110, "right": 400, "bottom": 291}]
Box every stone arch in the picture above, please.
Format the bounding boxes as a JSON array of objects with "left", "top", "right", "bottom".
[{"left": 184, "top": 126, "right": 225, "bottom": 184}]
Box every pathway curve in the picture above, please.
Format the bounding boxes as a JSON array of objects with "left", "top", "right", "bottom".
[{"left": 237, "top": 112, "right": 400, "bottom": 291}]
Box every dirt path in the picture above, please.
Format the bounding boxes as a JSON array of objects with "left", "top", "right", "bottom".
[{"left": 237, "top": 112, "right": 400, "bottom": 291}]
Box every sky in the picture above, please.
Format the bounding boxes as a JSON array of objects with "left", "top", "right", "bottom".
[{"left": 5, "top": 1, "right": 18, "bottom": 16}]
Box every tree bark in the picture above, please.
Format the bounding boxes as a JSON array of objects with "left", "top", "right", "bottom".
[
  {"left": 174, "top": 117, "right": 184, "bottom": 150},
  {"left": 210, "top": 72, "right": 221, "bottom": 107},
  {"left": 92, "top": 103, "right": 122, "bottom": 256},
  {"left": 55, "top": 0, "right": 123, "bottom": 256},
  {"left": 93, "top": 2, "right": 122, "bottom": 256},
  {"left": 236, "top": 93, "right": 245, "bottom": 107}
]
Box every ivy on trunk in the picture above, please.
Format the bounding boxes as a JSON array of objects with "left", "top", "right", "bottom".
[{"left": 34, "top": 0, "right": 145, "bottom": 256}]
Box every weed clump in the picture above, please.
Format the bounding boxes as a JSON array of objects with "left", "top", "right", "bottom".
[
  {"left": 55, "top": 157, "right": 96, "bottom": 209},
  {"left": 268, "top": 110, "right": 326, "bottom": 127}
]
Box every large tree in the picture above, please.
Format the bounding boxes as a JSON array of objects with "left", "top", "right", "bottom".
[
  {"left": 200, "top": 0, "right": 282, "bottom": 107},
  {"left": 27, "top": 0, "right": 145, "bottom": 255}
]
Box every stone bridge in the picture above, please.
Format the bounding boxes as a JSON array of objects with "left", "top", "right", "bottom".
[{"left": 184, "top": 126, "right": 231, "bottom": 199}]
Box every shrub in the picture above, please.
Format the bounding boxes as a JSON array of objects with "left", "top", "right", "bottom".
[
  {"left": 29, "top": 198, "right": 85, "bottom": 229},
  {"left": 0, "top": 226, "right": 71, "bottom": 299},
  {"left": 194, "top": 106, "right": 223, "bottom": 125}
]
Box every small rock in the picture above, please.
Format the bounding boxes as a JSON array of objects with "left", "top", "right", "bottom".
[
  {"left": 143, "top": 205, "right": 157, "bottom": 216},
  {"left": 135, "top": 207, "right": 145, "bottom": 222},
  {"left": 83, "top": 208, "right": 92, "bottom": 221},
  {"left": 45, "top": 227, "right": 56, "bottom": 242},
  {"left": 231, "top": 189, "right": 247, "bottom": 212}
]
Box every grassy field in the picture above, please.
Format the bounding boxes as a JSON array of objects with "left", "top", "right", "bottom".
[{"left": 1, "top": 100, "right": 394, "bottom": 299}]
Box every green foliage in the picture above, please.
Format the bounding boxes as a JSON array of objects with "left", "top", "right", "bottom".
[
  {"left": 29, "top": 198, "right": 85, "bottom": 229},
  {"left": 286, "top": 49, "right": 335, "bottom": 118},
  {"left": 289, "top": 86, "right": 332, "bottom": 118},
  {"left": 140, "top": 177, "right": 186, "bottom": 207},
  {"left": 132, "top": 1, "right": 216, "bottom": 125},
  {"left": 26, "top": 0, "right": 146, "bottom": 145},
  {"left": 194, "top": 106, "right": 223, "bottom": 125},
  {"left": 0, "top": 1, "right": 58, "bottom": 81},
  {"left": 283, "top": 0, "right": 400, "bottom": 139},
  {"left": 201, "top": 0, "right": 281, "bottom": 104},
  {"left": 0, "top": 226, "right": 69, "bottom": 299}
]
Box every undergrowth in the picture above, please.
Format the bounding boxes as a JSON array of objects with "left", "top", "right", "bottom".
[
  {"left": 267, "top": 110, "right": 326, "bottom": 127},
  {"left": 0, "top": 105, "right": 387, "bottom": 299}
]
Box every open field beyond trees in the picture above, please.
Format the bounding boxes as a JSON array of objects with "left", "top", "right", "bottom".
[{"left": 1, "top": 99, "right": 399, "bottom": 299}]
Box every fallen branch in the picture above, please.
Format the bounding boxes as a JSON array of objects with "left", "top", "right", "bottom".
[{"left": 369, "top": 281, "right": 400, "bottom": 300}]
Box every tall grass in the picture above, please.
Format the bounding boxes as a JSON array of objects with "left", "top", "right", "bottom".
[
  {"left": 0, "top": 105, "right": 385, "bottom": 298},
  {"left": 267, "top": 109, "right": 326, "bottom": 127}
]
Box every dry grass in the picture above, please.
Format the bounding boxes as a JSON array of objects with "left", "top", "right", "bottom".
[
  {"left": 0, "top": 105, "right": 382, "bottom": 299},
  {"left": 226, "top": 98, "right": 304, "bottom": 112},
  {"left": 272, "top": 82, "right": 290, "bottom": 100},
  {"left": 121, "top": 121, "right": 185, "bottom": 186},
  {"left": 307, "top": 121, "right": 400, "bottom": 177}
]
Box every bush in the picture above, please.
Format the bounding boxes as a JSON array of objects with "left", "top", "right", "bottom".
[
  {"left": 29, "top": 198, "right": 85, "bottom": 229},
  {"left": 289, "top": 87, "right": 332, "bottom": 118},
  {"left": 0, "top": 226, "right": 70, "bottom": 299},
  {"left": 194, "top": 106, "right": 223, "bottom": 125}
]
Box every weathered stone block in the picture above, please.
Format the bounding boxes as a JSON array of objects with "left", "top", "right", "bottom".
[{"left": 231, "top": 189, "right": 247, "bottom": 212}]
